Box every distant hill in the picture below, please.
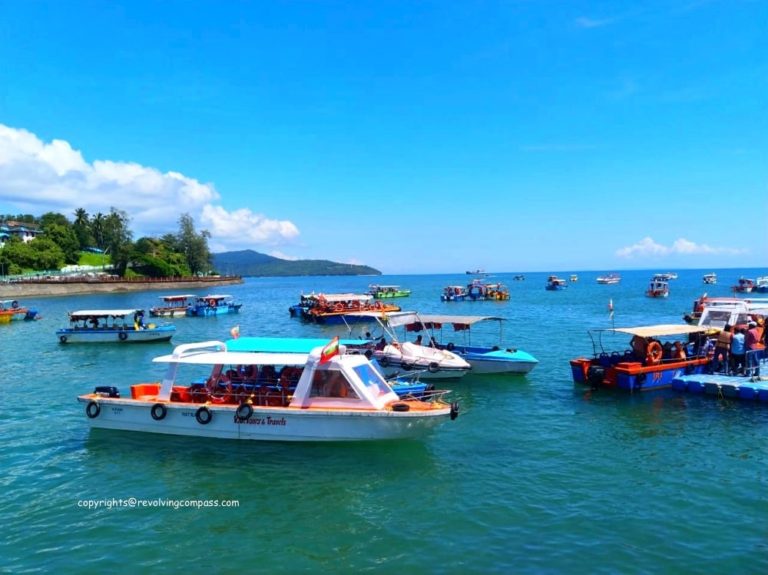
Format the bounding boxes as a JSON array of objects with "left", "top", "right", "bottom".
[{"left": 212, "top": 250, "right": 381, "bottom": 277}]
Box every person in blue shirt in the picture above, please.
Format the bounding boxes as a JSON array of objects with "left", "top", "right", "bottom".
[{"left": 730, "top": 327, "right": 746, "bottom": 375}]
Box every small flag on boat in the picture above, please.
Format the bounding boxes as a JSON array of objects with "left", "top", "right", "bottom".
[
  {"left": 319, "top": 336, "right": 340, "bottom": 364},
  {"left": 608, "top": 299, "right": 614, "bottom": 320},
  {"left": 230, "top": 325, "right": 240, "bottom": 339}
]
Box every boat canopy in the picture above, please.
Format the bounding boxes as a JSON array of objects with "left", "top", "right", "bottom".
[
  {"left": 153, "top": 350, "right": 310, "bottom": 366},
  {"left": 604, "top": 324, "right": 710, "bottom": 338},
  {"left": 306, "top": 293, "right": 373, "bottom": 303},
  {"left": 160, "top": 294, "right": 196, "bottom": 301},
  {"left": 409, "top": 314, "right": 504, "bottom": 329},
  {"left": 69, "top": 309, "right": 142, "bottom": 318},
  {"left": 199, "top": 294, "right": 232, "bottom": 300},
  {"left": 226, "top": 336, "right": 370, "bottom": 353}
]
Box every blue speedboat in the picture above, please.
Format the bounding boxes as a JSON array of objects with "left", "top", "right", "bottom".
[
  {"left": 186, "top": 294, "right": 242, "bottom": 317},
  {"left": 395, "top": 313, "right": 538, "bottom": 375}
]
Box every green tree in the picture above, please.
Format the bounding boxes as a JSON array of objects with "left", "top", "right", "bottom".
[
  {"left": 73, "top": 208, "right": 94, "bottom": 250},
  {"left": 176, "top": 213, "right": 211, "bottom": 275},
  {"left": 102, "top": 208, "right": 133, "bottom": 275},
  {"left": 42, "top": 223, "right": 80, "bottom": 264}
]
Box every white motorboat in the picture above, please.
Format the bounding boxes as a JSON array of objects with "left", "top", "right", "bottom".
[
  {"left": 77, "top": 340, "right": 458, "bottom": 441},
  {"left": 342, "top": 311, "right": 472, "bottom": 379}
]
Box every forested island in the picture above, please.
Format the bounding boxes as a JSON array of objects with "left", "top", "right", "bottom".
[{"left": 212, "top": 250, "right": 380, "bottom": 277}]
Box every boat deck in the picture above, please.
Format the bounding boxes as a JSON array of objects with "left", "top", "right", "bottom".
[{"left": 672, "top": 373, "right": 768, "bottom": 403}]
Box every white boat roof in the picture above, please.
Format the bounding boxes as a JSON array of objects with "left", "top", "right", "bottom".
[
  {"left": 153, "top": 351, "right": 310, "bottom": 366},
  {"left": 604, "top": 324, "right": 710, "bottom": 337},
  {"left": 69, "top": 309, "right": 142, "bottom": 318},
  {"left": 199, "top": 294, "right": 232, "bottom": 299},
  {"left": 160, "top": 294, "right": 196, "bottom": 301},
  {"left": 413, "top": 314, "right": 504, "bottom": 326},
  {"left": 342, "top": 310, "right": 503, "bottom": 328},
  {"left": 308, "top": 293, "right": 373, "bottom": 302}
]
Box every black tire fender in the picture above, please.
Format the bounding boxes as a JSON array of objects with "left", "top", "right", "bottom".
[
  {"left": 150, "top": 403, "right": 167, "bottom": 421},
  {"left": 195, "top": 406, "right": 212, "bottom": 425},
  {"left": 86, "top": 401, "right": 100, "bottom": 419}
]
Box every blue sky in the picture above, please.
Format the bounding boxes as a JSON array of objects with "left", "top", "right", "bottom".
[{"left": 0, "top": 0, "right": 766, "bottom": 273}]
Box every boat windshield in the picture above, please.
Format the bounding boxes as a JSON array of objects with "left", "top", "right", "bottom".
[{"left": 352, "top": 363, "right": 392, "bottom": 397}]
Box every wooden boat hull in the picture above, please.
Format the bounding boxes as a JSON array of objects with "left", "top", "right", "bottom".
[{"left": 77, "top": 397, "right": 451, "bottom": 441}]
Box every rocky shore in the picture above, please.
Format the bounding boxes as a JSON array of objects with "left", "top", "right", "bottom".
[{"left": 0, "top": 276, "right": 244, "bottom": 298}]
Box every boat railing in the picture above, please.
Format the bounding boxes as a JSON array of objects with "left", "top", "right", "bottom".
[{"left": 396, "top": 388, "right": 452, "bottom": 403}]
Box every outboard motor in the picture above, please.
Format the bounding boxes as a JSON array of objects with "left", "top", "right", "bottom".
[{"left": 93, "top": 386, "right": 120, "bottom": 398}]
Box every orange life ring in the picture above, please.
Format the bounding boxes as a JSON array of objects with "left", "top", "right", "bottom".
[
  {"left": 334, "top": 303, "right": 344, "bottom": 312},
  {"left": 646, "top": 341, "right": 663, "bottom": 365}
]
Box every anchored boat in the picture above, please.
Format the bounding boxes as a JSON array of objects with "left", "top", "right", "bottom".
[
  {"left": 399, "top": 313, "right": 538, "bottom": 375},
  {"left": 77, "top": 340, "right": 458, "bottom": 441},
  {"left": 149, "top": 294, "right": 197, "bottom": 318},
  {"left": 570, "top": 324, "right": 712, "bottom": 391},
  {"left": 545, "top": 276, "right": 568, "bottom": 291},
  {"left": 186, "top": 294, "right": 242, "bottom": 317},
  {"left": 0, "top": 299, "right": 38, "bottom": 323},
  {"left": 368, "top": 284, "right": 411, "bottom": 298},
  {"left": 57, "top": 309, "right": 175, "bottom": 344}
]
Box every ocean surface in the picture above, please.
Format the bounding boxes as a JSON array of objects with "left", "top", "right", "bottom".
[{"left": 2, "top": 268, "right": 767, "bottom": 574}]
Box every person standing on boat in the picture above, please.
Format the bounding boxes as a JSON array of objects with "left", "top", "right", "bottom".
[
  {"left": 414, "top": 334, "right": 423, "bottom": 346},
  {"left": 713, "top": 324, "right": 733, "bottom": 374},
  {"left": 745, "top": 321, "right": 764, "bottom": 378},
  {"left": 730, "top": 327, "right": 746, "bottom": 375}
]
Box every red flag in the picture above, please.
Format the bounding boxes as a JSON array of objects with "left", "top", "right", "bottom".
[
  {"left": 230, "top": 325, "right": 240, "bottom": 339},
  {"left": 319, "top": 336, "right": 340, "bottom": 364}
]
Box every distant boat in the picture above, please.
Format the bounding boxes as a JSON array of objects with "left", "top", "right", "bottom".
[
  {"left": 0, "top": 299, "right": 39, "bottom": 323},
  {"left": 755, "top": 276, "right": 768, "bottom": 293},
  {"left": 731, "top": 277, "right": 755, "bottom": 293},
  {"left": 368, "top": 284, "right": 411, "bottom": 299},
  {"left": 569, "top": 274, "right": 578, "bottom": 282},
  {"left": 545, "top": 276, "right": 568, "bottom": 291},
  {"left": 186, "top": 294, "right": 243, "bottom": 317},
  {"left": 149, "top": 294, "right": 196, "bottom": 318},
  {"left": 596, "top": 273, "right": 621, "bottom": 285},
  {"left": 646, "top": 279, "right": 670, "bottom": 298},
  {"left": 703, "top": 273, "right": 717, "bottom": 285},
  {"left": 466, "top": 269, "right": 485, "bottom": 275},
  {"left": 654, "top": 272, "right": 678, "bottom": 281},
  {"left": 513, "top": 275, "right": 525, "bottom": 281}
]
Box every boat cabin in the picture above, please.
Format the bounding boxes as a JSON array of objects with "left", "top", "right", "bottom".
[{"left": 151, "top": 341, "right": 401, "bottom": 410}]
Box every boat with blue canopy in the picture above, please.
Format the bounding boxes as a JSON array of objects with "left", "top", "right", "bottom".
[{"left": 186, "top": 294, "right": 242, "bottom": 317}]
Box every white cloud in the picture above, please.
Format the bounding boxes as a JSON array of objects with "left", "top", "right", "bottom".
[
  {"left": 201, "top": 205, "right": 299, "bottom": 251},
  {"left": 616, "top": 236, "right": 746, "bottom": 258},
  {"left": 269, "top": 250, "right": 299, "bottom": 261},
  {"left": 0, "top": 124, "right": 300, "bottom": 252}
]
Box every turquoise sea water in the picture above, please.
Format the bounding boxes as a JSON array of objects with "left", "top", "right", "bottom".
[{"left": 2, "top": 269, "right": 767, "bottom": 574}]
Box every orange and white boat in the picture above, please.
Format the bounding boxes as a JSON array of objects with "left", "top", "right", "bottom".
[
  {"left": 0, "top": 299, "right": 39, "bottom": 324},
  {"left": 77, "top": 339, "right": 458, "bottom": 441}
]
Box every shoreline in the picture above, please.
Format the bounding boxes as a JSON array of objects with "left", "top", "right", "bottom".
[{"left": 0, "top": 276, "right": 244, "bottom": 298}]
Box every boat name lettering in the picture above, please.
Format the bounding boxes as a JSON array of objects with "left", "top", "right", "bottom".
[
  {"left": 244, "top": 416, "right": 287, "bottom": 426},
  {"left": 110, "top": 407, "right": 123, "bottom": 414}
]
